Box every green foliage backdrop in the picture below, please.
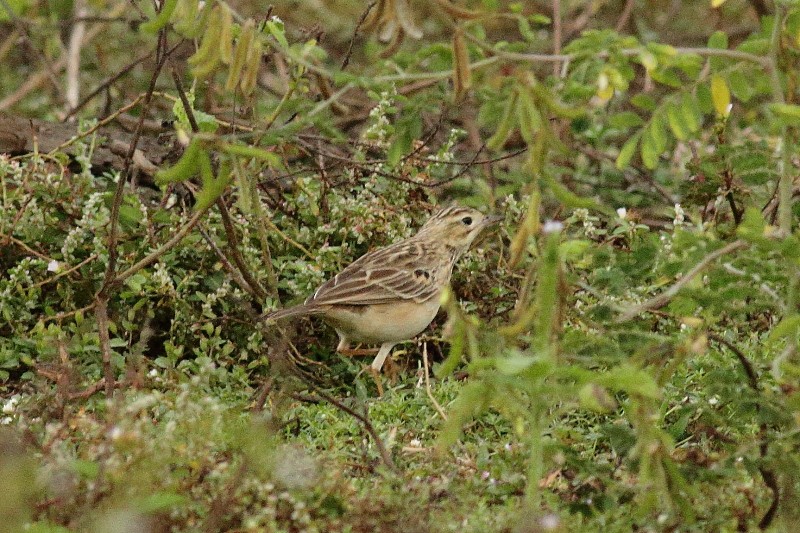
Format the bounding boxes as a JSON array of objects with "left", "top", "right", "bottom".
[{"left": 1, "top": 0, "right": 799, "bottom": 531}]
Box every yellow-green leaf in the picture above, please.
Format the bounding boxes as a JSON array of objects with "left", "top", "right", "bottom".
[{"left": 710, "top": 74, "right": 731, "bottom": 117}]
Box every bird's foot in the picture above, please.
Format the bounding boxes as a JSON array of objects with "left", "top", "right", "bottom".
[{"left": 355, "top": 364, "right": 385, "bottom": 396}]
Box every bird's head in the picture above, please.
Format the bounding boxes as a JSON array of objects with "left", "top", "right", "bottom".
[{"left": 416, "top": 206, "right": 503, "bottom": 253}]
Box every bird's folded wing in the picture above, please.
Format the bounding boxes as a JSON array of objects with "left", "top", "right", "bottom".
[{"left": 306, "top": 242, "right": 441, "bottom": 307}]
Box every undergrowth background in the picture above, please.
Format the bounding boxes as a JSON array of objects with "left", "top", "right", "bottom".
[{"left": 1, "top": 0, "right": 800, "bottom": 531}]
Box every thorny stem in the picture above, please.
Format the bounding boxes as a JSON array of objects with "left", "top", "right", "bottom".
[{"left": 767, "top": 7, "right": 793, "bottom": 235}]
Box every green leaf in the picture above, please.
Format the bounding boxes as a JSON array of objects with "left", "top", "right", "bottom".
[
  {"left": 650, "top": 68, "right": 682, "bottom": 88},
  {"left": 608, "top": 111, "right": 644, "bottom": 129},
  {"left": 616, "top": 132, "right": 641, "bottom": 169},
  {"left": 768, "top": 103, "right": 800, "bottom": 124},
  {"left": 727, "top": 70, "right": 754, "bottom": 102},
  {"left": 766, "top": 314, "right": 800, "bottom": 347},
  {"left": 598, "top": 364, "right": 661, "bottom": 399},
  {"left": 649, "top": 113, "right": 668, "bottom": 153},
  {"left": 137, "top": 491, "right": 189, "bottom": 513},
  {"left": 71, "top": 459, "right": 100, "bottom": 479},
  {"left": 640, "top": 131, "right": 659, "bottom": 169},
  {"left": 680, "top": 93, "right": 702, "bottom": 133},
  {"left": 736, "top": 207, "right": 768, "bottom": 243},
  {"left": 630, "top": 94, "right": 656, "bottom": 111},
  {"left": 559, "top": 239, "right": 591, "bottom": 262},
  {"left": 666, "top": 102, "right": 689, "bottom": 140},
  {"left": 707, "top": 30, "right": 728, "bottom": 49},
  {"left": 155, "top": 138, "right": 202, "bottom": 186}
]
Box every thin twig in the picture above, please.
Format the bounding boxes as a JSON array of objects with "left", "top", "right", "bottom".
[
  {"left": 50, "top": 95, "right": 145, "bottom": 154},
  {"left": 65, "top": 0, "right": 87, "bottom": 115},
  {"left": 114, "top": 207, "right": 210, "bottom": 284},
  {"left": 28, "top": 254, "right": 97, "bottom": 289},
  {"left": 422, "top": 342, "right": 447, "bottom": 421},
  {"left": 341, "top": 2, "right": 375, "bottom": 70},
  {"left": 198, "top": 225, "right": 256, "bottom": 297},
  {"left": 615, "top": 0, "right": 635, "bottom": 32},
  {"left": 617, "top": 240, "right": 749, "bottom": 322},
  {"left": 63, "top": 50, "right": 154, "bottom": 119},
  {"left": 217, "top": 200, "right": 269, "bottom": 301},
  {"left": 552, "top": 0, "right": 562, "bottom": 78}
]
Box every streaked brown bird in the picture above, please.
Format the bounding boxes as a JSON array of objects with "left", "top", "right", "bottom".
[{"left": 265, "top": 206, "right": 502, "bottom": 372}]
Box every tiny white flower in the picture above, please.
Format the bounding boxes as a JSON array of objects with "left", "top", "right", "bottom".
[
  {"left": 708, "top": 395, "right": 720, "bottom": 406},
  {"left": 108, "top": 426, "right": 123, "bottom": 440},
  {"left": 542, "top": 220, "right": 564, "bottom": 234},
  {"left": 616, "top": 207, "right": 628, "bottom": 220},
  {"left": 2, "top": 396, "right": 19, "bottom": 414},
  {"left": 47, "top": 260, "right": 60, "bottom": 272},
  {"left": 673, "top": 203, "right": 685, "bottom": 226},
  {"left": 540, "top": 514, "right": 560, "bottom": 530}
]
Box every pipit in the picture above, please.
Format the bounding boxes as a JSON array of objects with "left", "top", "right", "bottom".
[{"left": 265, "top": 206, "right": 502, "bottom": 372}]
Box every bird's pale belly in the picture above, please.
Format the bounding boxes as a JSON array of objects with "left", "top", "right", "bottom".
[{"left": 323, "top": 299, "right": 441, "bottom": 344}]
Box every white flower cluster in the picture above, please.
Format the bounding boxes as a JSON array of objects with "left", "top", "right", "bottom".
[
  {"left": 60, "top": 191, "right": 110, "bottom": 264},
  {"left": 152, "top": 261, "right": 175, "bottom": 294},
  {"left": 363, "top": 87, "right": 397, "bottom": 147},
  {"left": 201, "top": 279, "right": 233, "bottom": 318},
  {"left": 572, "top": 208, "right": 600, "bottom": 238},
  {"left": 673, "top": 203, "right": 685, "bottom": 227}
]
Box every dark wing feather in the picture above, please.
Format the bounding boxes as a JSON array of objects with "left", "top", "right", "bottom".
[{"left": 305, "top": 240, "right": 446, "bottom": 307}]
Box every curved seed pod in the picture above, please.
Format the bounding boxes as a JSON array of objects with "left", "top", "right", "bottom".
[
  {"left": 188, "top": 5, "right": 223, "bottom": 78},
  {"left": 393, "top": 0, "right": 423, "bottom": 39},
  {"left": 171, "top": 0, "right": 198, "bottom": 36},
  {"left": 140, "top": 0, "right": 178, "bottom": 34},
  {"left": 452, "top": 25, "right": 471, "bottom": 102},
  {"left": 508, "top": 187, "right": 540, "bottom": 268},
  {"left": 379, "top": 26, "right": 405, "bottom": 58},
  {"left": 155, "top": 137, "right": 201, "bottom": 186},
  {"left": 363, "top": 0, "right": 388, "bottom": 30},
  {"left": 218, "top": 3, "right": 233, "bottom": 64},
  {"left": 517, "top": 87, "right": 542, "bottom": 145},
  {"left": 435, "top": 0, "right": 482, "bottom": 20},
  {"left": 240, "top": 39, "right": 263, "bottom": 96},
  {"left": 225, "top": 19, "right": 255, "bottom": 92},
  {"left": 487, "top": 89, "right": 518, "bottom": 151},
  {"left": 378, "top": 17, "right": 397, "bottom": 43}
]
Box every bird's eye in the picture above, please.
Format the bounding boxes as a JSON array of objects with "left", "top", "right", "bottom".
[{"left": 461, "top": 216, "right": 473, "bottom": 225}]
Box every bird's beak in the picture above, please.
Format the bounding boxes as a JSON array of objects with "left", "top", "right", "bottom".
[{"left": 482, "top": 214, "right": 504, "bottom": 227}]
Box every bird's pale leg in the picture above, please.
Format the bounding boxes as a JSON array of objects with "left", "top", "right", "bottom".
[
  {"left": 370, "top": 342, "right": 395, "bottom": 372},
  {"left": 364, "top": 342, "right": 395, "bottom": 396},
  {"left": 336, "top": 335, "right": 350, "bottom": 353}
]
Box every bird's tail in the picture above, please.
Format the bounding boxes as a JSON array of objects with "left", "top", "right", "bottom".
[{"left": 261, "top": 304, "right": 324, "bottom": 323}]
